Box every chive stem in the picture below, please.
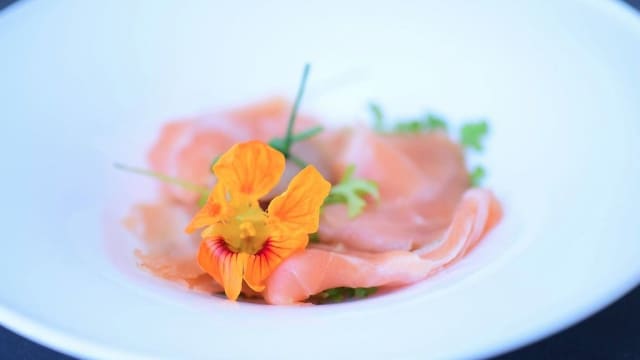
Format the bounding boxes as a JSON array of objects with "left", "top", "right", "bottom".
[
  {"left": 283, "top": 63, "right": 311, "bottom": 157},
  {"left": 288, "top": 154, "right": 308, "bottom": 168},
  {"left": 114, "top": 163, "right": 209, "bottom": 195}
]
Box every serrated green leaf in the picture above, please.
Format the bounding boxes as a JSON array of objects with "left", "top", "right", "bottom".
[
  {"left": 353, "top": 287, "right": 377, "bottom": 298},
  {"left": 308, "top": 287, "right": 378, "bottom": 304},
  {"left": 425, "top": 114, "right": 448, "bottom": 132},
  {"left": 394, "top": 120, "right": 423, "bottom": 133},
  {"left": 324, "top": 165, "right": 379, "bottom": 218},
  {"left": 469, "top": 166, "right": 486, "bottom": 187},
  {"left": 392, "top": 113, "right": 449, "bottom": 134},
  {"left": 460, "top": 120, "right": 489, "bottom": 151}
]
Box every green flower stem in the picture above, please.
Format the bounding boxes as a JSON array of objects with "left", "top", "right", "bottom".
[{"left": 283, "top": 63, "right": 311, "bottom": 156}]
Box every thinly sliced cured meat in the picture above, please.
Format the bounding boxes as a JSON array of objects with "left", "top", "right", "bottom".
[
  {"left": 318, "top": 129, "right": 469, "bottom": 252},
  {"left": 147, "top": 98, "right": 323, "bottom": 203},
  {"left": 124, "top": 202, "right": 221, "bottom": 293},
  {"left": 264, "top": 189, "right": 501, "bottom": 305},
  {"left": 126, "top": 99, "right": 503, "bottom": 305}
]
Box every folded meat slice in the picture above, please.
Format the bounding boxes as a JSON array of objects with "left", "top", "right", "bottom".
[
  {"left": 318, "top": 128, "right": 469, "bottom": 252},
  {"left": 147, "top": 98, "right": 323, "bottom": 204},
  {"left": 124, "top": 202, "right": 222, "bottom": 293},
  {"left": 263, "top": 188, "right": 502, "bottom": 305}
]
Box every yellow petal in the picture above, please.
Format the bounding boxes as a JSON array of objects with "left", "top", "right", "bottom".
[
  {"left": 213, "top": 141, "right": 285, "bottom": 201},
  {"left": 267, "top": 165, "right": 331, "bottom": 234},
  {"left": 185, "top": 182, "right": 228, "bottom": 234},
  {"left": 243, "top": 233, "right": 307, "bottom": 292},
  {"left": 220, "top": 252, "right": 248, "bottom": 301}
]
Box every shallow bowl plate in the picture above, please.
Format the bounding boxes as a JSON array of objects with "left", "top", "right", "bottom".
[{"left": 1, "top": 1, "right": 639, "bottom": 358}]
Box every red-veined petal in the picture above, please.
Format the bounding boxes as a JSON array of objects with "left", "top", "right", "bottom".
[
  {"left": 243, "top": 233, "right": 308, "bottom": 292},
  {"left": 197, "top": 233, "right": 248, "bottom": 301}
]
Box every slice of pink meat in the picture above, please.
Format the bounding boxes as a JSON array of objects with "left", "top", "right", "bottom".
[
  {"left": 124, "top": 202, "right": 222, "bottom": 293},
  {"left": 318, "top": 128, "right": 469, "bottom": 252},
  {"left": 263, "top": 188, "right": 502, "bottom": 305},
  {"left": 147, "top": 98, "right": 324, "bottom": 204}
]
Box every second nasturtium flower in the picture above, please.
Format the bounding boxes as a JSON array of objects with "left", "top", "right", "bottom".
[{"left": 185, "top": 140, "right": 331, "bottom": 300}]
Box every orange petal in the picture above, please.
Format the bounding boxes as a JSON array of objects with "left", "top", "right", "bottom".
[
  {"left": 197, "top": 235, "right": 248, "bottom": 301},
  {"left": 197, "top": 236, "right": 226, "bottom": 286},
  {"left": 243, "top": 232, "right": 308, "bottom": 292},
  {"left": 185, "top": 183, "right": 228, "bottom": 234},
  {"left": 213, "top": 141, "right": 285, "bottom": 201},
  {"left": 221, "top": 252, "right": 249, "bottom": 301},
  {"left": 267, "top": 165, "right": 331, "bottom": 234}
]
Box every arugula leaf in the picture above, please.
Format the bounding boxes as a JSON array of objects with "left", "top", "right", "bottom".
[
  {"left": 460, "top": 120, "right": 489, "bottom": 151},
  {"left": 323, "top": 165, "right": 379, "bottom": 218},
  {"left": 469, "top": 166, "right": 486, "bottom": 187},
  {"left": 369, "top": 102, "right": 385, "bottom": 131},
  {"left": 392, "top": 114, "right": 449, "bottom": 134},
  {"left": 308, "top": 287, "right": 378, "bottom": 304},
  {"left": 369, "top": 101, "right": 449, "bottom": 135},
  {"left": 459, "top": 121, "right": 489, "bottom": 186},
  {"left": 425, "top": 114, "right": 448, "bottom": 132},
  {"left": 394, "top": 120, "right": 423, "bottom": 133}
]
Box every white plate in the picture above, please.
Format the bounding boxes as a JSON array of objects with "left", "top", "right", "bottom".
[{"left": 1, "top": 1, "right": 640, "bottom": 359}]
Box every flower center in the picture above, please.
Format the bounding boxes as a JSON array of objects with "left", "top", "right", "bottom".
[{"left": 220, "top": 203, "right": 269, "bottom": 255}]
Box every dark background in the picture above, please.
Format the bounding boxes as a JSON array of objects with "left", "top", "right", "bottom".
[{"left": 1, "top": 0, "right": 639, "bottom": 358}]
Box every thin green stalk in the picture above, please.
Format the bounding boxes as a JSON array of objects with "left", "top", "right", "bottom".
[
  {"left": 113, "top": 163, "right": 209, "bottom": 195},
  {"left": 288, "top": 154, "right": 308, "bottom": 168},
  {"left": 283, "top": 63, "right": 311, "bottom": 156}
]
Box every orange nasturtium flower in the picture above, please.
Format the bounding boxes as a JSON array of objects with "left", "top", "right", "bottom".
[{"left": 185, "top": 140, "right": 331, "bottom": 300}]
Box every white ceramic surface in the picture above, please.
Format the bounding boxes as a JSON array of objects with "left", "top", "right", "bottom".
[{"left": 1, "top": 1, "right": 639, "bottom": 359}]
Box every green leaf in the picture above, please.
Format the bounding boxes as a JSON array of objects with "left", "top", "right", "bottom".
[
  {"left": 369, "top": 102, "right": 385, "bottom": 131},
  {"left": 394, "top": 120, "right": 423, "bottom": 133},
  {"left": 469, "top": 165, "right": 486, "bottom": 187},
  {"left": 425, "top": 114, "right": 448, "bottom": 132},
  {"left": 323, "top": 165, "right": 380, "bottom": 218},
  {"left": 309, "top": 232, "right": 320, "bottom": 243},
  {"left": 392, "top": 113, "right": 449, "bottom": 134},
  {"left": 353, "top": 287, "right": 377, "bottom": 298},
  {"left": 460, "top": 120, "right": 489, "bottom": 151},
  {"left": 308, "top": 287, "right": 378, "bottom": 304}
]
